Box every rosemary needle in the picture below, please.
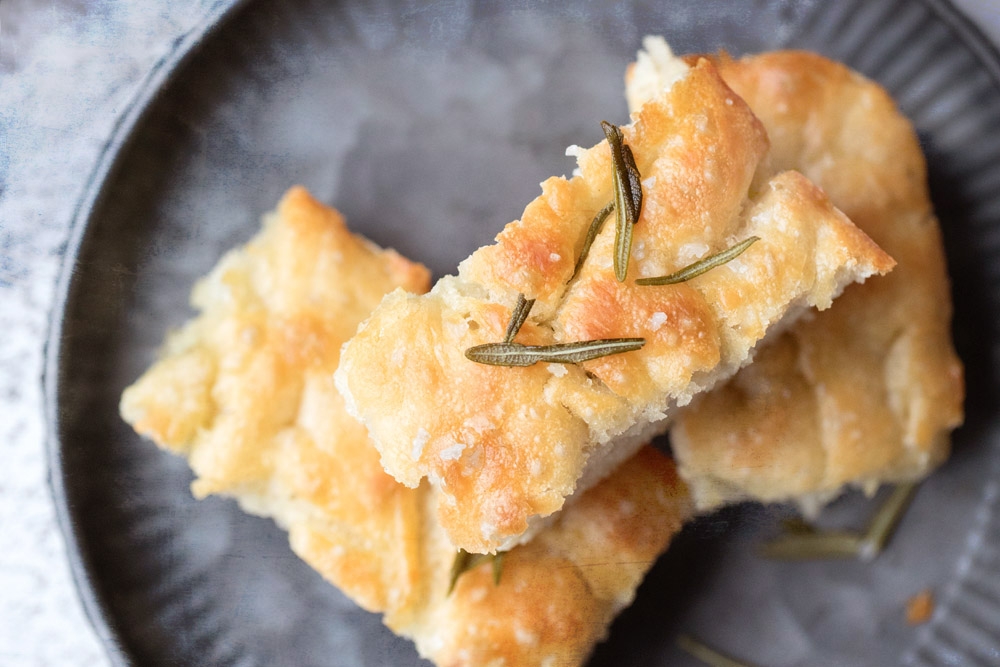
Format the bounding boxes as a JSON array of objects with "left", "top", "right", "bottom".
[
  {"left": 859, "top": 481, "right": 918, "bottom": 561},
  {"left": 780, "top": 517, "right": 818, "bottom": 535},
  {"left": 447, "top": 550, "right": 503, "bottom": 596},
  {"left": 759, "top": 530, "right": 866, "bottom": 560},
  {"left": 568, "top": 201, "right": 614, "bottom": 284},
  {"left": 503, "top": 293, "right": 536, "bottom": 344},
  {"left": 601, "top": 121, "right": 643, "bottom": 282},
  {"left": 761, "top": 482, "right": 919, "bottom": 561},
  {"left": 465, "top": 339, "right": 646, "bottom": 367},
  {"left": 676, "top": 634, "right": 757, "bottom": 667},
  {"left": 491, "top": 551, "right": 505, "bottom": 585},
  {"left": 466, "top": 294, "right": 645, "bottom": 367},
  {"left": 622, "top": 144, "right": 643, "bottom": 215},
  {"left": 636, "top": 236, "right": 760, "bottom": 286}
]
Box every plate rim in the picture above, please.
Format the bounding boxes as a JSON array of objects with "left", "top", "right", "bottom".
[
  {"left": 42, "top": 1, "right": 249, "bottom": 663},
  {"left": 925, "top": 0, "right": 1000, "bottom": 88},
  {"left": 41, "top": 0, "right": 1000, "bottom": 664}
]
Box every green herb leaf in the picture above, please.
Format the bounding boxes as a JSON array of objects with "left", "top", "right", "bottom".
[
  {"left": 780, "top": 517, "right": 818, "bottom": 536},
  {"left": 860, "top": 481, "right": 917, "bottom": 561},
  {"left": 615, "top": 211, "right": 635, "bottom": 284},
  {"left": 491, "top": 550, "right": 505, "bottom": 586},
  {"left": 636, "top": 236, "right": 760, "bottom": 286},
  {"left": 677, "top": 634, "right": 757, "bottom": 667},
  {"left": 601, "top": 121, "right": 642, "bottom": 282},
  {"left": 465, "top": 338, "right": 646, "bottom": 367},
  {"left": 622, "top": 144, "right": 643, "bottom": 217},
  {"left": 447, "top": 549, "right": 504, "bottom": 596},
  {"left": 568, "top": 201, "right": 614, "bottom": 284},
  {"left": 761, "top": 482, "right": 918, "bottom": 561},
  {"left": 503, "top": 293, "right": 536, "bottom": 344},
  {"left": 759, "top": 530, "right": 866, "bottom": 560}
]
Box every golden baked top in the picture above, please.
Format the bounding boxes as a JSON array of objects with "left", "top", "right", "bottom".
[
  {"left": 337, "top": 57, "right": 895, "bottom": 553},
  {"left": 119, "top": 186, "right": 431, "bottom": 497},
  {"left": 119, "top": 189, "right": 692, "bottom": 666},
  {"left": 395, "top": 447, "right": 690, "bottom": 667},
  {"left": 625, "top": 44, "right": 964, "bottom": 509}
]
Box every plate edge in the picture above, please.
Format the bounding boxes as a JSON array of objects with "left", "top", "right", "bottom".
[
  {"left": 41, "top": 1, "right": 255, "bottom": 665},
  {"left": 925, "top": 0, "right": 1000, "bottom": 89}
]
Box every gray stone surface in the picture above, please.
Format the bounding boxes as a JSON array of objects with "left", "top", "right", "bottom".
[
  {"left": 1, "top": 2, "right": 230, "bottom": 665},
  {"left": 0, "top": 1, "right": 996, "bottom": 665}
]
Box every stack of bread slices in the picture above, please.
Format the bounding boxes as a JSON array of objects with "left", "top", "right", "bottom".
[{"left": 121, "top": 38, "right": 962, "bottom": 666}]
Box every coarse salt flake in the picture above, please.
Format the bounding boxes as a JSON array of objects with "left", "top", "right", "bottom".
[
  {"left": 515, "top": 627, "right": 538, "bottom": 646},
  {"left": 439, "top": 443, "right": 466, "bottom": 461},
  {"left": 649, "top": 311, "right": 668, "bottom": 332},
  {"left": 411, "top": 428, "right": 430, "bottom": 461},
  {"left": 679, "top": 242, "right": 710, "bottom": 262}
]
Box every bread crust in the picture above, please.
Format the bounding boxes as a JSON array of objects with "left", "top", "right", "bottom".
[
  {"left": 119, "top": 186, "right": 433, "bottom": 609},
  {"left": 626, "top": 46, "right": 964, "bottom": 509},
  {"left": 402, "top": 447, "right": 690, "bottom": 667},
  {"left": 337, "top": 58, "right": 894, "bottom": 552},
  {"left": 120, "top": 189, "right": 692, "bottom": 666}
]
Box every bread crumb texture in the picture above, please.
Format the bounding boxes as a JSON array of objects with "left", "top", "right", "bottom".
[{"left": 906, "top": 589, "right": 935, "bottom": 625}]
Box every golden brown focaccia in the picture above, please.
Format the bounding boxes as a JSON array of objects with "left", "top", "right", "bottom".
[
  {"left": 120, "top": 186, "right": 433, "bottom": 612},
  {"left": 383, "top": 446, "right": 690, "bottom": 667},
  {"left": 627, "top": 39, "right": 964, "bottom": 511},
  {"left": 120, "top": 187, "right": 693, "bottom": 667},
  {"left": 336, "top": 57, "right": 895, "bottom": 553}
]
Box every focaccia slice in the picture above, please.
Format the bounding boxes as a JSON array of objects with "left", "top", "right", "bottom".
[
  {"left": 120, "top": 187, "right": 434, "bottom": 612},
  {"left": 336, "top": 57, "right": 894, "bottom": 553},
  {"left": 627, "top": 40, "right": 964, "bottom": 511},
  {"left": 393, "top": 446, "right": 690, "bottom": 667},
  {"left": 120, "top": 187, "right": 693, "bottom": 667}
]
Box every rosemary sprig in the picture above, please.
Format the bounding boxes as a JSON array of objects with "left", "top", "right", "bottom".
[
  {"left": 859, "top": 481, "right": 917, "bottom": 561},
  {"left": 636, "top": 236, "right": 760, "bottom": 286},
  {"left": 761, "top": 482, "right": 919, "bottom": 561},
  {"left": 503, "top": 293, "right": 536, "bottom": 344},
  {"left": 676, "top": 634, "right": 757, "bottom": 667},
  {"left": 601, "top": 121, "right": 643, "bottom": 282},
  {"left": 465, "top": 294, "right": 645, "bottom": 367},
  {"left": 568, "top": 200, "right": 614, "bottom": 284},
  {"left": 759, "top": 530, "right": 865, "bottom": 560},
  {"left": 624, "top": 145, "right": 643, "bottom": 214},
  {"left": 466, "top": 339, "right": 646, "bottom": 367},
  {"left": 780, "top": 517, "right": 818, "bottom": 535},
  {"left": 447, "top": 549, "right": 504, "bottom": 595},
  {"left": 491, "top": 550, "right": 504, "bottom": 585}
]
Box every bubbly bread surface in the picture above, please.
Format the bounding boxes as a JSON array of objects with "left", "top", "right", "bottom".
[
  {"left": 120, "top": 186, "right": 431, "bottom": 498},
  {"left": 119, "top": 187, "right": 433, "bottom": 612},
  {"left": 337, "top": 57, "right": 894, "bottom": 553},
  {"left": 387, "top": 446, "right": 690, "bottom": 667},
  {"left": 119, "top": 188, "right": 693, "bottom": 667},
  {"left": 627, "top": 41, "right": 964, "bottom": 510}
]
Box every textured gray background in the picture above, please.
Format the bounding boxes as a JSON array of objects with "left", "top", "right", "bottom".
[{"left": 1, "top": 1, "right": 998, "bottom": 666}]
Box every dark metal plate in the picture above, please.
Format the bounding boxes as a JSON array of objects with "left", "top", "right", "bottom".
[{"left": 46, "top": 1, "right": 1000, "bottom": 664}]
